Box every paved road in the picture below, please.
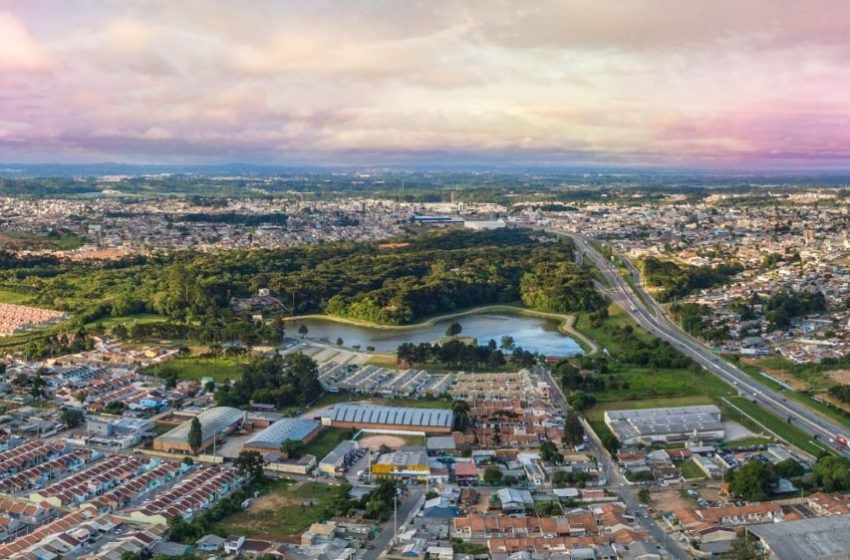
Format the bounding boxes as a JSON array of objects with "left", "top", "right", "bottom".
[
  {"left": 559, "top": 230, "right": 849, "bottom": 459},
  {"left": 541, "top": 366, "right": 690, "bottom": 560},
  {"left": 365, "top": 487, "right": 425, "bottom": 560}
]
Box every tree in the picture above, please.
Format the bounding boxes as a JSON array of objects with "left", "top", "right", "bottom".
[
  {"left": 567, "top": 390, "right": 596, "bottom": 412},
  {"left": 482, "top": 466, "right": 503, "bottom": 485},
  {"left": 61, "top": 408, "right": 85, "bottom": 429},
  {"left": 29, "top": 374, "right": 47, "bottom": 399},
  {"left": 234, "top": 450, "right": 266, "bottom": 484},
  {"left": 188, "top": 417, "right": 203, "bottom": 454},
  {"left": 774, "top": 458, "right": 805, "bottom": 479},
  {"left": 336, "top": 337, "right": 344, "bottom": 347},
  {"left": 725, "top": 534, "right": 767, "bottom": 560},
  {"left": 452, "top": 400, "right": 471, "bottom": 432},
  {"left": 298, "top": 324, "right": 309, "bottom": 338},
  {"left": 499, "top": 336, "right": 515, "bottom": 352},
  {"left": 813, "top": 455, "right": 850, "bottom": 492},
  {"left": 728, "top": 461, "right": 777, "bottom": 501},
  {"left": 280, "top": 439, "right": 306, "bottom": 460},
  {"left": 446, "top": 322, "right": 462, "bottom": 337},
  {"left": 601, "top": 432, "right": 620, "bottom": 455},
  {"left": 539, "top": 441, "right": 563, "bottom": 464},
  {"left": 638, "top": 488, "right": 651, "bottom": 504},
  {"left": 563, "top": 411, "right": 585, "bottom": 447}
]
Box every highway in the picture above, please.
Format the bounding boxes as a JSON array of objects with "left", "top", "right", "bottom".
[
  {"left": 558, "top": 230, "right": 849, "bottom": 459},
  {"left": 540, "top": 367, "right": 691, "bottom": 560}
]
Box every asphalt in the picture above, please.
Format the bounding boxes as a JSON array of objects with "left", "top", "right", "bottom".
[
  {"left": 365, "top": 486, "right": 425, "bottom": 560},
  {"left": 540, "top": 364, "right": 691, "bottom": 560},
  {"left": 560, "top": 230, "right": 849, "bottom": 460}
]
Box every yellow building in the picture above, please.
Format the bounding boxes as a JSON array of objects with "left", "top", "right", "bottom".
[{"left": 371, "top": 449, "right": 429, "bottom": 482}]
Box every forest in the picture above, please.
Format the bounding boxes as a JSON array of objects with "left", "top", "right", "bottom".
[
  {"left": 638, "top": 257, "right": 743, "bottom": 302},
  {"left": 0, "top": 229, "right": 604, "bottom": 329}
]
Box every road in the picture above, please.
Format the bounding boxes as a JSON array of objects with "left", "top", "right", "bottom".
[
  {"left": 560, "top": 230, "right": 849, "bottom": 459},
  {"left": 540, "top": 367, "right": 691, "bottom": 560},
  {"left": 364, "top": 486, "right": 425, "bottom": 560}
]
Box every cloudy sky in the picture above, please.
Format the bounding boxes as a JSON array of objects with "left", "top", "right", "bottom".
[{"left": 2, "top": 0, "right": 850, "bottom": 168}]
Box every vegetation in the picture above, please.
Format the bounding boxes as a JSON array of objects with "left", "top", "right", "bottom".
[
  {"left": 638, "top": 257, "right": 743, "bottom": 302},
  {"left": 763, "top": 290, "right": 827, "bottom": 330},
  {"left": 396, "top": 339, "right": 539, "bottom": 371},
  {"left": 188, "top": 417, "right": 203, "bottom": 454},
  {"left": 726, "top": 461, "right": 777, "bottom": 501},
  {"left": 214, "top": 352, "right": 321, "bottom": 410}
]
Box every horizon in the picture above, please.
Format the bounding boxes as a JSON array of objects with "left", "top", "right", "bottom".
[{"left": 3, "top": 1, "right": 850, "bottom": 170}]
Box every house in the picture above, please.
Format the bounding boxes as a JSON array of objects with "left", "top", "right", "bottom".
[
  {"left": 195, "top": 534, "right": 225, "bottom": 552},
  {"left": 495, "top": 488, "right": 533, "bottom": 512},
  {"left": 224, "top": 535, "right": 245, "bottom": 555},
  {"left": 453, "top": 462, "right": 479, "bottom": 486}
]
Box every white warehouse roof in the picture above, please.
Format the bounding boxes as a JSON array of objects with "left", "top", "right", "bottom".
[
  {"left": 245, "top": 418, "right": 320, "bottom": 449},
  {"left": 331, "top": 404, "right": 452, "bottom": 429}
]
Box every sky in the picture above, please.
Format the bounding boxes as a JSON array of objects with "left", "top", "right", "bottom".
[{"left": 2, "top": 0, "right": 850, "bottom": 169}]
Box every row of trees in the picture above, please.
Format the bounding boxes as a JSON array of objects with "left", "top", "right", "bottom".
[{"left": 396, "top": 338, "right": 542, "bottom": 371}]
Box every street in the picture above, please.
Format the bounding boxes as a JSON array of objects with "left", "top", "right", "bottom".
[
  {"left": 363, "top": 486, "right": 425, "bottom": 560},
  {"left": 541, "top": 364, "right": 690, "bottom": 560},
  {"left": 560, "top": 230, "right": 850, "bottom": 459}
]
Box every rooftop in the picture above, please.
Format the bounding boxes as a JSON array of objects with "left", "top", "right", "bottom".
[{"left": 748, "top": 514, "right": 850, "bottom": 560}]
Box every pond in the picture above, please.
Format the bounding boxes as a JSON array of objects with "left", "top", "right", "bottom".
[{"left": 290, "top": 312, "right": 583, "bottom": 356}]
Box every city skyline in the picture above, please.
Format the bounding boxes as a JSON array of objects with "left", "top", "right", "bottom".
[{"left": 3, "top": 0, "right": 850, "bottom": 169}]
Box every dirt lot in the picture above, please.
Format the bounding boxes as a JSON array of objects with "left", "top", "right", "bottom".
[
  {"left": 359, "top": 434, "right": 408, "bottom": 450},
  {"left": 651, "top": 489, "right": 693, "bottom": 512},
  {"left": 827, "top": 370, "right": 850, "bottom": 385}
]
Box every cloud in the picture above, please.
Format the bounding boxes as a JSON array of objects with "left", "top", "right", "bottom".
[
  {"left": 0, "top": 12, "right": 51, "bottom": 71},
  {"left": 1, "top": 1, "right": 850, "bottom": 167}
]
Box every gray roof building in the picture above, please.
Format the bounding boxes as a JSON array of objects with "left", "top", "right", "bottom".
[
  {"left": 748, "top": 514, "right": 850, "bottom": 560},
  {"left": 244, "top": 418, "right": 320, "bottom": 450},
  {"left": 329, "top": 404, "right": 452, "bottom": 432},
  {"left": 604, "top": 405, "right": 724, "bottom": 445}
]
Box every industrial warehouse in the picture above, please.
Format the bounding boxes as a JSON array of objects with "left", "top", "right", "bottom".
[
  {"left": 153, "top": 406, "right": 247, "bottom": 453},
  {"left": 323, "top": 404, "right": 453, "bottom": 434},
  {"left": 604, "top": 405, "right": 724, "bottom": 446},
  {"left": 242, "top": 417, "right": 322, "bottom": 458}
]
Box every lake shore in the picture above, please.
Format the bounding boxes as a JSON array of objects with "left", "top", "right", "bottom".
[{"left": 284, "top": 304, "right": 597, "bottom": 356}]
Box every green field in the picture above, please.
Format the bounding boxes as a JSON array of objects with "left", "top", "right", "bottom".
[
  {"left": 145, "top": 356, "right": 248, "bottom": 382},
  {"left": 211, "top": 480, "right": 339, "bottom": 539},
  {"left": 303, "top": 428, "right": 356, "bottom": 460},
  {"left": 2, "top": 230, "right": 86, "bottom": 251},
  {"left": 678, "top": 459, "right": 707, "bottom": 480},
  {"left": 0, "top": 290, "right": 31, "bottom": 304},
  {"left": 720, "top": 436, "right": 775, "bottom": 449},
  {"left": 724, "top": 396, "right": 829, "bottom": 457}
]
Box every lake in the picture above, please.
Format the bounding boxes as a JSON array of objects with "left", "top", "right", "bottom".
[{"left": 291, "top": 312, "right": 583, "bottom": 356}]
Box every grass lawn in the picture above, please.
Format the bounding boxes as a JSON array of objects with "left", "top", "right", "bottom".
[
  {"left": 145, "top": 356, "right": 248, "bottom": 382},
  {"left": 720, "top": 436, "right": 775, "bottom": 449},
  {"left": 678, "top": 459, "right": 707, "bottom": 480},
  {"left": 92, "top": 313, "right": 168, "bottom": 329},
  {"left": 724, "top": 396, "right": 829, "bottom": 457},
  {"left": 0, "top": 290, "right": 31, "bottom": 304},
  {"left": 595, "top": 367, "right": 734, "bottom": 404},
  {"left": 3, "top": 230, "right": 86, "bottom": 251},
  {"left": 304, "top": 429, "right": 357, "bottom": 460},
  {"left": 211, "top": 479, "right": 338, "bottom": 540},
  {"left": 588, "top": 419, "right": 615, "bottom": 443}
]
